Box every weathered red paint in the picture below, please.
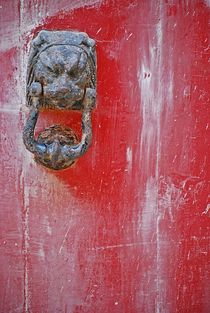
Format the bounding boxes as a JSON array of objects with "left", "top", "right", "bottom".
[{"left": 0, "top": 1, "right": 209, "bottom": 313}]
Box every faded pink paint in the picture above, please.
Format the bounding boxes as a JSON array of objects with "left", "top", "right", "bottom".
[{"left": 0, "top": 1, "right": 209, "bottom": 313}]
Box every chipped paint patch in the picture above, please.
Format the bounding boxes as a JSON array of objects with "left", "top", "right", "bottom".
[{"left": 0, "top": 0, "right": 103, "bottom": 51}]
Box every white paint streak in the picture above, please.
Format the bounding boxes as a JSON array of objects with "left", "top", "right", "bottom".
[
  {"left": 141, "top": 177, "right": 157, "bottom": 243},
  {"left": 43, "top": 215, "right": 52, "bottom": 235},
  {"left": 126, "top": 147, "right": 133, "bottom": 172},
  {"left": 138, "top": 3, "right": 175, "bottom": 310}
]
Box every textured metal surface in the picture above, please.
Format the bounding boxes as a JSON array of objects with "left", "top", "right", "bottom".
[
  {"left": 35, "top": 124, "right": 79, "bottom": 169},
  {"left": 23, "top": 30, "right": 96, "bottom": 170}
]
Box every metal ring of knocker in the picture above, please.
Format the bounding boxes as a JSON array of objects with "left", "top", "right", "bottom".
[{"left": 23, "top": 30, "right": 96, "bottom": 170}]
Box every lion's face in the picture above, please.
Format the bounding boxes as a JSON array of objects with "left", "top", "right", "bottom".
[{"left": 32, "top": 45, "right": 91, "bottom": 109}]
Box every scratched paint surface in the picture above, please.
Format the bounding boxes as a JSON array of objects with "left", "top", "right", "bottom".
[{"left": 0, "top": 1, "right": 209, "bottom": 312}]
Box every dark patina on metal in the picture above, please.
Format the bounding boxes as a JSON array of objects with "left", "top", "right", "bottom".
[{"left": 23, "top": 30, "right": 96, "bottom": 170}]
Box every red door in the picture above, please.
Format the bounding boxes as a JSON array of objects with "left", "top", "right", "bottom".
[{"left": 0, "top": 1, "right": 209, "bottom": 312}]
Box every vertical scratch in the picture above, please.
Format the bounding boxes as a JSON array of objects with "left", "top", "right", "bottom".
[
  {"left": 59, "top": 224, "right": 71, "bottom": 255},
  {"left": 19, "top": 170, "right": 31, "bottom": 313}
]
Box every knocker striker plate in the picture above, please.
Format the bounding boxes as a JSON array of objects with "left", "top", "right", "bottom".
[{"left": 23, "top": 30, "right": 96, "bottom": 170}]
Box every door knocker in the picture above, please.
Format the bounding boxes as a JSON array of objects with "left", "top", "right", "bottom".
[{"left": 23, "top": 30, "right": 96, "bottom": 170}]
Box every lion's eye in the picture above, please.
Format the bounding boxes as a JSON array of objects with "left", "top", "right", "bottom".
[
  {"left": 68, "top": 70, "right": 75, "bottom": 78},
  {"left": 53, "top": 67, "right": 60, "bottom": 76},
  {"left": 68, "top": 68, "right": 80, "bottom": 79},
  {"left": 51, "top": 63, "right": 63, "bottom": 76}
]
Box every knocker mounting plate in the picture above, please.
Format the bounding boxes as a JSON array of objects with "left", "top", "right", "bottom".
[{"left": 23, "top": 30, "right": 96, "bottom": 170}]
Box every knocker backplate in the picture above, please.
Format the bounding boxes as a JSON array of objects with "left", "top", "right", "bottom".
[{"left": 23, "top": 30, "right": 96, "bottom": 170}]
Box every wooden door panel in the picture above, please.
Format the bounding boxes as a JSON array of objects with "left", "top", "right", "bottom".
[{"left": 0, "top": 1, "right": 209, "bottom": 313}]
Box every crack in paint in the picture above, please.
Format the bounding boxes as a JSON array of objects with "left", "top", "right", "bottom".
[{"left": 19, "top": 169, "right": 31, "bottom": 313}]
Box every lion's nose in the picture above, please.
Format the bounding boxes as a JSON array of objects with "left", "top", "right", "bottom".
[{"left": 44, "top": 79, "right": 72, "bottom": 98}]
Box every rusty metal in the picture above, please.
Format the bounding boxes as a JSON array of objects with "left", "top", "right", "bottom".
[{"left": 23, "top": 30, "right": 96, "bottom": 170}]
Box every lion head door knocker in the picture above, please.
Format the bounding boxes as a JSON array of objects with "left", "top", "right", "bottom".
[{"left": 23, "top": 30, "right": 96, "bottom": 170}]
